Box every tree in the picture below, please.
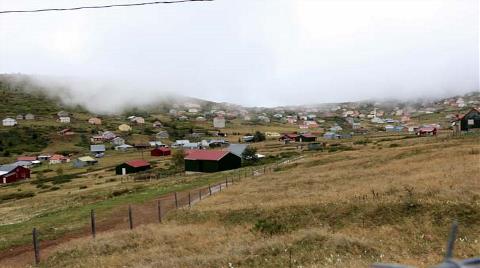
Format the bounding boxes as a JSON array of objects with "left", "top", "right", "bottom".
[
  {"left": 241, "top": 146, "right": 258, "bottom": 161},
  {"left": 172, "top": 149, "right": 186, "bottom": 170},
  {"left": 253, "top": 131, "right": 266, "bottom": 142}
]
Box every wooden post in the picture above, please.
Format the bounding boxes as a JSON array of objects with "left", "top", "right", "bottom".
[
  {"left": 219, "top": 183, "right": 222, "bottom": 192},
  {"left": 90, "top": 209, "right": 96, "bottom": 239},
  {"left": 128, "top": 205, "right": 133, "bottom": 230},
  {"left": 199, "top": 189, "right": 202, "bottom": 200},
  {"left": 209, "top": 184, "right": 212, "bottom": 195},
  {"left": 32, "top": 228, "right": 40, "bottom": 266},
  {"left": 157, "top": 200, "right": 162, "bottom": 223},
  {"left": 225, "top": 177, "right": 228, "bottom": 188},
  {"left": 174, "top": 192, "right": 178, "bottom": 209},
  {"left": 188, "top": 192, "right": 191, "bottom": 208}
]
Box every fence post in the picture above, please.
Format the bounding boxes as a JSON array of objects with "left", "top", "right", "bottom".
[
  {"left": 128, "top": 205, "right": 133, "bottom": 230},
  {"left": 199, "top": 189, "right": 202, "bottom": 200},
  {"left": 209, "top": 184, "right": 212, "bottom": 195},
  {"left": 157, "top": 200, "right": 162, "bottom": 223},
  {"left": 219, "top": 183, "right": 222, "bottom": 192},
  {"left": 225, "top": 177, "right": 228, "bottom": 188},
  {"left": 32, "top": 228, "right": 40, "bottom": 266},
  {"left": 188, "top": 192, "right": 191, "bottom": 208},
  {"left": 90, "top": 209, "right": 96, "bottom": 239},
  {"left": 174, "top": 192, "right": 178, "bottom": 209}
]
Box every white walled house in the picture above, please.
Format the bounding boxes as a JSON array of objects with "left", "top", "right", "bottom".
[
  {"left": 59, "top": 116, "right": 71, "bottom": 123},
  {"left": 2, "top": 118, "right": 17, "bottom": 127}
]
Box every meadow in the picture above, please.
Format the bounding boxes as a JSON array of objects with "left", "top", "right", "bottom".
[{"left": 11, "top": 133, "right": 476, "bottom": 268}]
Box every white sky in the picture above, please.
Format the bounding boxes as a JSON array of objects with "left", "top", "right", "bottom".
[{"left": 0, "top": 0, "right": 478, "bottom": 109}]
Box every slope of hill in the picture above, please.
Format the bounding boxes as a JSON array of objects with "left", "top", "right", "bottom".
[{"left": 37, "top": 135, "right": 480, "bottom": 268}]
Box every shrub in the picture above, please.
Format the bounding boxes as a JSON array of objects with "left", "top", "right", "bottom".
[{"left": 253, "top": 219, "right": 286, "bottom": 236}]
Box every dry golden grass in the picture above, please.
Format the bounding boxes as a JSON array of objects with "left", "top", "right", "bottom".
[{"left": 35, "top": 135, "right": 480, "bottom": 267}]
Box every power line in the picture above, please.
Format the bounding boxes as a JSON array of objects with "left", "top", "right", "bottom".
[{"left": 0, "top": 0, "right": 213, "bottom": 14}]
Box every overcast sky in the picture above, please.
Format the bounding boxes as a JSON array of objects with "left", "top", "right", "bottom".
[{"left": 0, "top": 0, "right": 478, "bottom": 110}]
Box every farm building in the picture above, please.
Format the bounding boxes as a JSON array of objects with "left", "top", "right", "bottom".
[
  {"left": 2, "top": 118, "right": 17, "bottom": 126},
  {"left": 299, "top": 133, "right": 317, "bottom": 142},
  {"left": 115, "top": 160, "right": 151, "bottom": 175},
  {"left": 453, "top": 108, "right": 480, "bottom": 133},
  {"left": 118, "top": 124, "right": 132, "bottom": 132},
  {"left": 88, "top": 117, "right": 102, "bottom": 125},
  {"left": 16, "top": 114, "right": 24, "bottom": 120},
  {"left": 0, "top": 165, "right": 30, "bottom": 184},
  {"left": 184, "top": 150, "right": 241, "bottom": 173},
  {"left": 49, "top": 154, "right": 70, "bottom": 164},
  {"left": 151, "top": 147, "right": 171, "bottom": 156},
  {"left": 279, "top": 133, "right": 299, "bottom": 142},
  {"left": 323, "top": 132, "right": 340, "bottom": 139},
  {"left": 72, "top": 156, "right": 98, "bottom": 168},
  {"left": 213, "top": 116, "right": 226, "bottom": 128}
]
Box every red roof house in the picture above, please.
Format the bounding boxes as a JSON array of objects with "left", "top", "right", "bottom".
[
  {"left": 151, "top": 147, "right": 171, "bottom": 157},
  {"left": 0, "top": 165, "right": 30, "bottom": 184},
  {"left": 17, "top": 156, "right": 37, "bottom": 162},
  {"left": 184, "top": 150, "right": 241, "bottom": 172}
]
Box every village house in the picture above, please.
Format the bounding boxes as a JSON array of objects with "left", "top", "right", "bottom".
[
  {"left": 72, "top": 156, "right": 98, "bottom": 168},
  {"left": 196, "top": 116, "right": 206, "bottom": 122},
  {"left": 115, "top": 160, "right": 151, "bottom": 175},
  {"left": 323, "top": 132, "right": 340, "bottom": 139},
  {"left": 115, "top": 144, "right": 134, "bottom": 151},
  {"left": 453, "top": 108, "right": 480, "bottom": 133},
  {"left": 152, "top": 121, "right": 163, "bottom": 128},
  {"left": 90, "top": 135, "right": 106, "bottom": 144},
  {"left": 130, "top": 116, "right": 145, "bottom": 124},
  {"left": 149, "top": 141, "right": 164, "bottom": 147},
  {"left": 16, "top": 114, "right": 24, "bottom": 120},
  {"left": 188, "top": 108, "right": 199, "bottom": 113},
  {"left": 25, "top": 113, "right": 35, "bottom": 120},
  {"left": 298, "top": 133, "right": 317, "bottom": 142},
  {"left": 111, "top": 137, "right": 125, "bottom": 146},
  {"left": 88, "top": 117, "right": 102, "bottom": 125},
  {"left": 2, "top": 117, "right": 17, "bottom": 127},
  {"left": 118, "top": 124, "right": 132, "bottom": 132},
  {"left": 150, "top": 147, "right": 171, "bottom": 157},
  {"left": 178, "top": 115, "right": 188, "bottom": 121},
  {"left": 57, "top": 111, "right": 69, "bottom": 117},
  {"left": 58, "top": 128, "right": 75, "bottom": 136},
  {"left": 184, "top": 150, "right": 241, "bottom": 173},
  {"left": 58, "top": 116, "right": 71, "bottom": 123},
  {"left": 213, "top": 116, "right": 226, "bottom": 128},
  {"left": 49, "top": 154, "right": 70, "bottom": 164},
  {"left": 0, "top": 165, "right": 30, "bottom": 184},
  {"left": 416, "top": 127, "right": 437, "bottom": 136},
  {"left": 156, "top": 131, "right": 169, "bottom": 139},
  {"left": 90, "top": 145, "right": 106, "bottom": 156}
]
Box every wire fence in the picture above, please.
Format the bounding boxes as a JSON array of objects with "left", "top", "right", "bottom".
[{"left": 26, "top": 156, "right": 304, "bottom": 265}]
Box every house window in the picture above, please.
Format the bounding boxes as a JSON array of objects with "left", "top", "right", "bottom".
[{"left": 468, "top": 119, "right": 474, "bottom": 125}]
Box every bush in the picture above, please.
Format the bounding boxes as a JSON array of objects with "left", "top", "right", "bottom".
[
  {"left": 0, "top": 191, "right": 35, "bottom": 202},
  {"left": 253, "top": 219, "right": 286, "bottom": 236}
]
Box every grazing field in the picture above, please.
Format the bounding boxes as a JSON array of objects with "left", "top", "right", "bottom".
[{"left": 26, "top": 134, "right": 480, "bottom": 268}]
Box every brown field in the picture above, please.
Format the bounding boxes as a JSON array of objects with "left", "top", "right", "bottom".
[{"left": 26, "top": 134, "right": 480, "bottom": 268}]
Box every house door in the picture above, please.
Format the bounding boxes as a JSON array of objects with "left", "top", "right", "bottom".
[{"left": 122, "top": 168, "right": 126, "bottom": 175}]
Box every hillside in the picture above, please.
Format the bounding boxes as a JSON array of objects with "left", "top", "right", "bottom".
[{"left": 25, "top": 135, "right": 480, "bottom": 268}]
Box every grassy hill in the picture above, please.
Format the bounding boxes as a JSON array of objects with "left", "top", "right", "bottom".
[{"left": 33, "top": 134, "right": 480, "bottom": 268}]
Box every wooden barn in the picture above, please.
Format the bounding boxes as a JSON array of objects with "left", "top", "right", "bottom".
[
  {"left": 453, "top": 108, "right": 480, "bottom": 133},
  {"left": 299, "top": 133, "right": 317, "bottom": 142},
  {"left": 116, "top": 160, "right": 151, "bottom": 175},
  {"left": 151, "top": 147, "right": 171, "bottom": 156},
  {"left": 0, "top": 165, "right": 30, "bottom": 184},
  {"left": 184, "top": 150, "right": 241, "bottom": 173}
]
